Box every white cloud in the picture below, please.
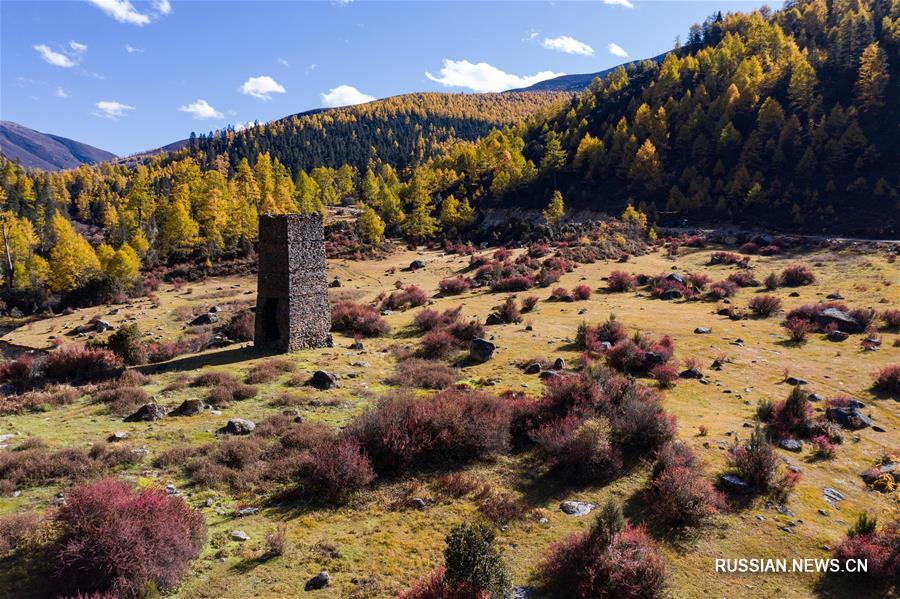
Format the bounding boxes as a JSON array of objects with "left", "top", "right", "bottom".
[
  {"left": 524, "top": 30, "right": 539, "bottom": 42},
  {"left": 542, "top": 36, "right": 594, "bottom": 56},
  {"left": 69, "top": 41, "right": 88, "bottom": 54},
  {"left": 608, "top": 42, "right": 629, "bottom": 58},
  {"left": 152, "top": 0, "right": 171, "bottom": 15},
  {"left": 125, "top": 45, "right": 144, "bottom": 54},
  {"left": 321, "top": 85, "right": 375, "bottom": 107},
  {"left": 55, "top": 87, "right": 69, "bottom": 98},
  {"left": 232, "top": 121, "right": 256, "bottom": 131},
  {"left": 426, "top": 59, "right": 564, "bottom": 93},
  {"left": 277, "top": 57, "right": 290, "bottom": 67},
  {"left": 239, "top": 75, "right": 286, "bottom": 100},
  {"left": 33, "top": 44, "right": 76, "bottom": 68},
  {"left": 179, "top": 99, "right": 223, "bottom": 120},
  {"left": 89, "top": 0, "right": 151, "bottom": 25},
  {"left": 603, "top": 0, "right": 634, "bottom": 8},
  {"left": 95, "top": 100, "right": 135, "bottom": 119}
]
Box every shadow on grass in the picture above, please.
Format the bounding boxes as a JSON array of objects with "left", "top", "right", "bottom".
[
  {"left": 813, "top": 572, "right": 895, "bottom": 599},
  {"left": 136, "top": 345, "right": 268, "bottom": 375}
]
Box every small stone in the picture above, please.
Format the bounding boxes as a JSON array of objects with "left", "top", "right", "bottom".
[
  {"left": 553, "top": 357, "right": 566, "bottom": 370},
  {"left": 523, "top": 363, "right": 542, "bottom": 375},
  {"left": 231, "top": 530, "right": 250, "bottom": 542},
  {"left": 222, "top": 418, "right": 255, "bottom": 435},
  {"left": 786, "top": 376, "right": 808, "bottom": 386},
  {"left": 124, "top": 403, "right": 166, "bottom": 422},
  {"left": 411, "top": 498, "right": 427, "bottom": 510},
  {"left": 305, "top": 571, "right": 331, "bottom": 591},
  {"left": 165, "top": 484, "right": 177, "bottom": 495},
  {"left": 694, "top": 327, "right": 712, "bottom": 334},
  {"left": 308, "top": 370, "right": 338, "bottom": 390},
  {"left": 779, "top": 439, "right": 803, "bottom": 452},
  {"left": 560, "top": 500, "right": 596, "bottom": 516},
  {"left": 237, "top": 507, "right": 259, "bottom": 517},
  {"left": 108, "top": 431, "right": 129, "bottom": 442},
  {"left": 818, "top": 509, "right": 829, "bottom": 516}
]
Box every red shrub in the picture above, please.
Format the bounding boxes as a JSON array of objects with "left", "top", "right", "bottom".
[
  {"left": 0, "top": 511, "right": 42, "bottom": 553},
  {"left": 490, "top": 275, "right": 533, "bottom": 292},
  {"left": 727, "top": 272, "right": 759, "bottom": 287},
  {"left": 490, "top": 296, "right": 521, "bottom": 324},
  {"left": 708, "top": 280, "right": 738, "bottom": 299},
  {"left": 848, "top": 307, "right": 877, "bottom": 331},
  {"left": 708, "top": 252, "right": 747, "bottom": 266},
  {"left": 572, "top": 285, "right": 592, "bottom": 300},
  {"left": 872, "top": 364, "right": 900, "bottom": 394},
  {"left": 551, "top": 287, "right": 572, "bottom": 301},
  {"left": 493, "top": 248, "right": 512, "bottom": 261},
  {"left": 521, "top": 296, "right": 539, "bottom": 312},
  {"left": 607, "top": 271, "right": 636, "bottom": 292},
  {"left": 350, "top": 390, "right": 510, "bottom": 473},
  {"left": 650, "top": 363, "right": 679, "bottom": 388},
  {"left": 400, "top": 567, "right": 489, "bottom": 599},
  {"left": 528, "top": 242, "right": 551, "bottom": 258},
  {"left": 331, "top": 301, "right": 390, "bottom": 337},
  {"left": 52, "top": 478, "right": 206, "bottom": 597},
  {"left": 832, "top": 521, "right": 899, "bottom": 580},
  {"left": 446, "top": 319, "right": 485, "bottom": 342},
  {"left": 579, "top": 318, "right": 628, "bottom": 352},
  {"left": 0, "top": 355, "right": 40, "bottom": 392},
  {"left": 783, "top": 318, "right": 813, "bottom": 343},
  {"left": 612, "top": 395, "right": 676, "bottom": 451},
  {"left": 759, "top": 244, "right": 782, "bottom": 256},
  {"left": 648, "top": 465, "right": 723, "bottom": 526},
  {"left": 748, "top": 294, "right": 782, "bottom": 317},
  {"left": 811, "top": 435, "right": 836, "bottom": 459},
  {"left": 382, "top": 286, "right": 428, "bottom": 310},
  {"left": 537, "top": 269, "right": 562, "bottom": 287},
  {"left": 307, "top": 438, "right": 375, "bottom": 501},
  {"left": 419, "top": 329, "right": 461, "bottom": 360},
  {"left": 413, "top": 306, "right": 462, "bottom": 332},
  {"left": 223, "top": 310, "right": 254, "bottom": 342},
  {"left": 388, "top": 359, "right": 458, "bottom": 389},
  {"left": 739, "top": 242, "right": 759, "bottom": 254},
  {"left": 881, "top": 309, "right": 900, "bottom": 330},
  {"left": 532, "top": 417, "right": 621, "bottom": 483},
  {"left": 45, "top": 346, "right": 122, "bottom": 383},
  {"left": 685, "top": 272, "right": 711, "bottom": 290},
  {"left": 539, "top": 523, "right": 667, "bottom": 599},
  {"left": 769, "top": 387, "right": 814, "bottom": 438},
  {"left": 439, "top": 277, "right": 471, "bottom": 295},
  {"left": 780, "top": 264, "right": 816, "bottom": 286},
  {"left": 727, "top": 424, "right": 778, "bottom": 492}
]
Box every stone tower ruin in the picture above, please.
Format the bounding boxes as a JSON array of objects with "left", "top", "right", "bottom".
[{"left": 255, "top": 213, "right": 331, "bottom": 352}]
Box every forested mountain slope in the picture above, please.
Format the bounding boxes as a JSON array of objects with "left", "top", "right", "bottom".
[
  {"left": 497, "top": 0, "right": 899, "bottom": 234},
  {"left": 166, "top": 91, "right": 571, "bottom": 174}
]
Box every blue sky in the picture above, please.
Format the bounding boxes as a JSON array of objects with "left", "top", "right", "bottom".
[{"left": 1, "top": 0, "right": 764, "bottom": 156}]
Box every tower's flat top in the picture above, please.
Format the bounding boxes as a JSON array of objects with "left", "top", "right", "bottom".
[{"left": 259, "top": 212, "right": 323, "bottom": 223}]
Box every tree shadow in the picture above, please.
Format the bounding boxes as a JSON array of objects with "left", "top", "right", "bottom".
[{"left": 813, "top": 572, "right": 894, "bottom": 599}]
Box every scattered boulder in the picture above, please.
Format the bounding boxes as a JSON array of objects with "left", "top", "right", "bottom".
[
  {"left": 469, "top": 338, "right": 495, "bottom": 364},
  {"left": 171, "top": 399, "right": 204, "bottom": 416},
  {"left": 523, "top": 363, "right": 542, "bottom": 375},
  {"left": 108, "top": 431, "right": 129, "bottom": 442},
  {"left": 409, "top": 260, "right": 426, "bottom": 270},
  {"left": 560, "top": 500, "right": 595, "bottom": 516},
  {"left": 823, "top": 487, "right": 845, "bottom": 505},
  {"left": 779, "top": 439, "right": 803, "bottom": 452},
  {"left": 665, "top": 272, "right": 685, "bottom": 284},
  {"left": 222, "top": 418, "right": 256, "bottom": 435},
  {"left": 124, "top": 403, "right": 166, "bottom": 422},
  {"left": 231, "top": 530, "right": 250, "bottom": 542},
  {"left": 93, "top": 319, "right": 112, "bottom": 332},
  {"left": 208, "top": 305, "right": 221, "bottom": 313},
  {"left": 539, "top": 370, "right": 560, "bottom": 380},
  {"left": 411, "top": 498, "right": 427, "bottom": 510},
  {"left": 485, "top": 313, "right": 504, "bottom": 326},
  {"left": 189, "top": 312, "right": 218, "bottom": 326},
  {"left": 826, "top": 292, "right": 844, "bottom": 300},
  {"left": 720, "top": 474, "right": 751, "bottom": 493},
  {"left": 827, "top": 406, "right": 872, "bottom": 430},
  {"left": 349, "top": 339, "right": 365, "bottom": 350},
  {"left": 305, "top": 571, "right": 331, "bottom": 591},
  {"left": 694, "top": 327, "right": 712, "bottom": 334},
  {"left": 815, "top": 308, "right": 859, "bottom": 333},
  {"left": 827, "top": 330, "right": 849, "bottom": 342},
  {"left": 329, "top": 277, "right": 342, "bottom": 288},
  {"left": 680, "top": 367, "right": 704, "bottom": 379},
  {"left": 552, "top": 357, "right": 566, "bottom": 370},
  {"left": 785, "top": 376, "right": 808, "bottom": 386},
  {"left": 307, "top": 370, "right": 338, "bottom": 390},
  {"left": 861, "top": 463, "right": 899, "bottom": 485},
  {"left": 644, "top": 351, "right": 665, "bottom": 367}
]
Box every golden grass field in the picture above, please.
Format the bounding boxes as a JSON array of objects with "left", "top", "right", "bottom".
[{"left": 0, "top": 241, "right": 897, "bottom": 598}]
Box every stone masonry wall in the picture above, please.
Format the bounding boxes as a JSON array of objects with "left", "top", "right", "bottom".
[{"left": 255, "top": 213, "right": 331, "bottom": 352}]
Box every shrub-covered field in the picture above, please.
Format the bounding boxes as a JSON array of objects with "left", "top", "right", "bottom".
[{"left": 0, "top": 236, "right": 897, "bottom": 598}]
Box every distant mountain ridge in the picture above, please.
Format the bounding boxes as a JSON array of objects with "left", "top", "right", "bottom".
[
  {"left": 0, "top": 121, "right": 116, "bottom": 171},
  {"left": 512, "top": 52, "right": 670, "bottom": 92}
]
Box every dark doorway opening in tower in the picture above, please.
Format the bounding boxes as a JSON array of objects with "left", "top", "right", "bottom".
[{"left": 261, "top": 297, "right": 281, "bottom": 342}]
